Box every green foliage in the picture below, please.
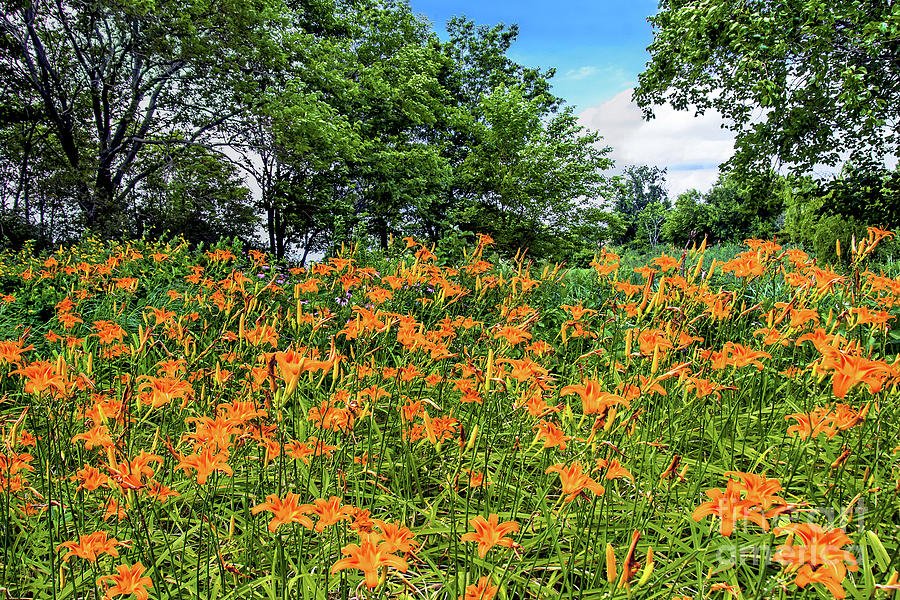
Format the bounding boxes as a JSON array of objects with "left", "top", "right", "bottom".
[
  {"left": 703, "top": 173, "right": 784, "bottom": 243},
  {"left": 1, "top": 0, "right": 288, "bottom": 237},
  {"left": 781, "top": 165, "right": 900, "bottom": 264},
  {"left": 136, "top": 147, "right": 259, "bottom": 247},
  {"left": 662, "top": 189, "right": 706, "bottom": 248},
  {"left": 612, "top": 165, "right": 668, "bottom": 246},
  {"left": 660, "top": 174, "right": 788, "bottom": 250},
  {"left": 636, "top": 199, "right": 671, "bottom": 247},
  {"left": 634, "top": 0, "right": 900, "bottom": 177},
  {"left": 456, "top": 87, "right": 613, "bottom": 259}
]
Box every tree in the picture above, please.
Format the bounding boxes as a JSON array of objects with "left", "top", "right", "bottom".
[
  {"left": 662, "top": 189, "right": 707, "bottom": 248},
  {"left": 433, "top": 17, "right": 615, "bottom": 258},
  {"left": 454, "top": 86, "right": 612, "bottom": 256},
  {"left": 634, "top": 0, "right": 900, "bottom": 176},
  {"left": 346, "top": 3, "right": 453, "bottom": 251},
  {"left": 612, "top": 165, "right": 668, "bottom": 245},
  {"left": 637, "top": 200, "right": 670, "bottom": 248},
  {"left": 135, "top": 146, "right": 258, "bottom": 246},
  {"left": 1, "top": 0, "right": 285, "bottom": 236},
  {"left": 226, "top": 0, "right": 453, "bottom": 259},
  {"left": 1, "top": 1, "right": 615, "bottom": 259},
  {"left": 782, "top": 163, "right": 900, "bottom": 263},
  {"left": 704, "top": 173, "right": 785, "bottom": 243},
  {"left": 0, "top": 117, "right": 81, "bottom": 249}
]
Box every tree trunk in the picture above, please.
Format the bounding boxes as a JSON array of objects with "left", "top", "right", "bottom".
[
  {"left": 266, "top": 200, "right": 276, "bottom": 256},
  {"left": 274, "top": 206, "right": 286, "bottom": 259}
]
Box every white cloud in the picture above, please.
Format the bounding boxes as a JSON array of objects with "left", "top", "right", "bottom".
[
  {"left": 578, "top": 88, "right": 735, "bottom": 197},
  {"left": 665, "top": 168, "right": 721, "bottom": 198},
  {"left": 563, "top": 66, "right": 599, "bottom": 80}
]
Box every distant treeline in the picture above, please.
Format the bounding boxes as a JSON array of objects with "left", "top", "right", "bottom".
[{"left": 1, "top": 0, "right": 613, "bottom": 261}]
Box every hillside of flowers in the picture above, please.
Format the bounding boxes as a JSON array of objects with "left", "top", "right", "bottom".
[{"left": 1, "top": 231, "right": 898, "bottom": 600}]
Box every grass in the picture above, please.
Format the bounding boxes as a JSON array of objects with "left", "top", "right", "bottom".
[{"left": 0, "top": 232, "right": 898, "bottom": 600}]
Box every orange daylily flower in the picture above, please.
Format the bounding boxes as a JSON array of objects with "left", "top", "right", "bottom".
[
  {"left": 795, "top": 327, "right": 835, "bottom": 352},
  {"left": 106, "top": 451, "right": 162, "bottom": 491},
  {"left": 786, "top": 403, "right": 867, "bottom": 439},
  {"left": 138, "top": 376, "right": 193, "bottom": 409},
  {"left": 774, "top": 523, "right": 858, "bottom": 599},
  {"left": 497, "top": 357, "right": 549, "bottom": 382},
  {"left": 372, "top": 520, "right": 418, "bottom": 555},
  {"left": 493, "top": 325, "right": 532, "bottom": 345},
  {"left": 636, "top": 328, "right": 673, "bottom": 356},
  {"left": 285, "top": 437, "right": 337, "bottom": 465},
  {"left": 459, "top": 576, "right": 499, "bottom": 600},
  {"left": 0, "top": 339, "right": 33, "bottom": 365},
  {"left": 721, "top": 252, "right": 764, "bottom": 279},
  {"left": 146, "top": 480, "right": 179, "bottom": 503},
  {"left": 10, "top": 360, "right": 66, "bottom": 395},
  {"left": 820, "top": 350, "right": 888, "bottom": 398},
  {"left": 786, "top": 307, "right": 820, "bottom": 329},
  {"left": 175, "top": 446, "right": 233, "bottom": 485},
  {"left": 534, "top": 420, "right": 574, "bottom": 451},
  {"left": 72, "top": 464, "right": 108, "bottom": 491},
  {"left": 851, "top": 306, "right": 893, "bottom": 330},
  {"left": 545, "top": 462, "right": 605, "bottom": 502},
  {"left": 251, "top": 492, "right": 314, "bottom": 532},
  {"left": 517, "top": 390, "right": 558, "bottom": 418},
  {"left": 560, "top": 380, "right": 628, "bottom": 415},
  {"left": 218, "top": 399, "right": 267, "bottom": 425},
  {"left": 725, "top": 342, "right": 771, "bottom": 370},
  {"left": 829, "top": 403, "right": 869, "bottom": 429},
  {"left": 691, "top": 481, "right": 769, "bottom": 537},
  {"left": 57, "top": 531, "right": 120, "bottom": 563},
  {"left": 92, "top": 320, "right": 127, "bottom": 344},
  {"left": 699, "top": 348, "right": 729, "bottom": 370},
  {"left": 72, "top": 425, "right": 114, "bottom": 450},
  {"left": 808, "top": 266, "right": 844, "bottom": 293},
  {"left": 652, "top": 254, "right": 680, "bottom": 272},
  {"left": 145, "top": 306, "right": 176, "bottom": 325},
  {"left": 301, "top": 496, "right": 354, "bottom": 531},
  {"left": 786, "top": 407, "right": 839, "bottom": 439},
  {"left": 273, "top": 348, "right": 308, "bottom": 395},
  {"left": 330, "top": 533, "right": 408, "bottom": 589},
  {"left": 460, "top": 514, "right": 520, "bottom": 558},
  {"left": 595, "top": 458, "right": 634, "bottom": 481},
  {"left": 242, "top": 323, "right": 279, "bottom": 347},
  {"left": 97, "top": 562, "right": 153, "bottom": 600},
  {"left": 685, "top": 377, "right": 735, "bottom": 401},
  {"left": 723, "top": 471, "right": 785, "bottom": 509},
  {"left": 183, "top": 414, "right": 235, "bottom": 452}
]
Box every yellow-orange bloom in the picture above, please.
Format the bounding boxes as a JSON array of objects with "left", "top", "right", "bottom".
[
  {"left": 57, "top": 531, "right": 120, "bottom": 563},
  {"left": 774, "top": 523, "right": 857, "bottom": 599},
  {"left": 97, "top": 563, "right": 153, "bottom": 600},
  {"left": 10, "top": 360, "right": 66, "bottom": 395},
  {"left": 251, "top": 493, "right": 313, "bottom": 532},
  {"left": 545, "top": 462, "right": 605, "bottom": 502},
  {"left": 460, "top": 514, "right": 519, "bottom": 558},
  {"left": 330, "top": 533, "right": 408, "bottom": 589},
  {"left": 175, "top": 447, "right": 233, "bottom": 485},
  {"left": 459, "top": 576, "right": 499, "bottom": 600},
  {"left": 560, "top": 380, "right": 627, "bottom": 415},
  {"left": 301, "top": 496, "right": 354, "bottom": 531}
]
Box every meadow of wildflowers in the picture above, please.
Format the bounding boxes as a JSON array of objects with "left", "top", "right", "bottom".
[{"left": 0, "top": 231, "right": 898, "bottom": 600}]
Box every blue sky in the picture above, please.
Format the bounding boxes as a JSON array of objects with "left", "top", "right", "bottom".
[
  {"left": 409, "top": 0, "right": 736, "bottom": 196},
  {"left": 409, "top": 0, "right": 659, "bottom": 111}
]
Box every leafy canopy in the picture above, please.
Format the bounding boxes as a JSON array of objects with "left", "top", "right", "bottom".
[{"left": 634, "top": 0, "right": 900, "bottom": 175}]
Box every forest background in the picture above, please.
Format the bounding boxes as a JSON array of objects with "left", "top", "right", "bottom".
[{"left": 3, "top": 0, "right": 900, "bottom": 265}]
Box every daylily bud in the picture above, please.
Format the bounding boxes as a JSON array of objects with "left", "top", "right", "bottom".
[
  {"left": 606, "top": 543, "right": 617, "bottom": 584},
  {"left": 636, "top": 547, "right": 654, "bottom": 587}
]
